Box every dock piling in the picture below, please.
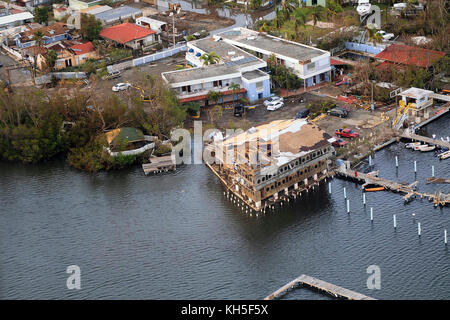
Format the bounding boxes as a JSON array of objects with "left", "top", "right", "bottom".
[
  {"left": 370, "top": 207, "right": 373, "bottom": 221},
  {"left": 432, "top": 166, "right": 435, "bottom": 177},
  {"left": 445, "top": 229, "right": 448, "bottom": 245},
  {"left": 346, "top": 199, "right": 350, "bottom": 213},
  {"left": 393, "top": 214, "right": 397, "bottom": 229},
  {"left": 328, "top": 182, "right": 332, "bottom": 194},
  {"left": 414, "top": 161, "right": 417, "bottom": 173},
  {"left": 363, "top": 193, "right": 366, "bottom": 206},
  {"left": 418, "top": 222, "right": 421, "bottom": 237},
  {"left": 344, "top": 187, "right": 347, "bottom": 199},
  {"left": 395, "top": 156, "right": 398, "bottom": 167}
]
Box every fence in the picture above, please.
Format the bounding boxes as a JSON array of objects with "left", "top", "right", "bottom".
[
  {"left": 344, "top": 42, "right": 385, "bottom": 55},
  {"left": 107, "top": 44, "right": 187, "bottom": 72},
  {"left": 1, "top": 44, "right": 22, "bottom": 60}
]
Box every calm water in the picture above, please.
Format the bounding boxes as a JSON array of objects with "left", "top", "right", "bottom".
[{"left": 0, "top": 114, "right": 449, "bottom": 300}]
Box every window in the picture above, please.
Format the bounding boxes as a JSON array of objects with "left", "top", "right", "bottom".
[
  {"left": 213, "top": 80, "right": 222, "bottom": 87},
  {"left": 307, "top": 62, "right": 315, "bottom": 71},
  {"left": 181, "top": 85, "right": 191, "bottom": 93}
]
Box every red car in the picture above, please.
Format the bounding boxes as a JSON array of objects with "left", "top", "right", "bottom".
[
  {"left": 332, "top": 138, "right": 349, "bottom": 147},
  {"left": 335, "top": 128, "right": 360, "bottom": 138}
]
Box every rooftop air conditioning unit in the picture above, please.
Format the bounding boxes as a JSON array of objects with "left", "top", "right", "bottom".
[{"left": 228, "top": 51, "right": 235, "bottom": 55}]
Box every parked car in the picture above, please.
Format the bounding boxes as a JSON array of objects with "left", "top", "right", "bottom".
[
  {"left": 295, "top": 108, "right": 310, "bottom": 119},
  {"left": 263, "top": 96, "right": 283, "bottom": 107},
  {"left": 234, "top": 103, "right": 244, "bottom": 117},
  {"left": 376, "top": 30, "right": 394, "bottom": 41},
  {"left": 266, "top": 101, "right": 284, "bottom": 111},
  {"left": 104, "top": 70, "right": 121, "bottom": 80},
  {"left": 336, "top": 128, "right": 360, "bottom": 138},
  {"left": 112, "top": 83, "right": 131, "bottom": 92},
  {"left": 336, "top": 105, "right": 350, "bottom": 114},
  {"left": 328, "top": 108, "right": 348, "bottom": 118},
  {"left": 332, "top": 138, "right": 349, "bottom": 148}
]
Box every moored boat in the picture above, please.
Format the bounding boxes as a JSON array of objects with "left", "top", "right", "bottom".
[
  {"left": 414, "top": 144, "right": 427, "bottom": 151},
  {"left": 419, "top": 145, "right": 435, "bottom": 152},
  {"left": 406, "top": 142, "right": 421, "bottom": 149},
  {"left": 364, "top": 186, "right": 385, "bottom": 192},
  {"left": 438, "top": 150, "right": 450, "bottom": 160}
]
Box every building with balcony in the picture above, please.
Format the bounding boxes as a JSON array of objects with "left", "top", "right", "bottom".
[
  {"left": 217, "top": 28, "right": 331, "bottom": 88},
  {"left": 207, "top": 119, "right": 335, "bottom": 211},
  {"left": 162, "top": 36, "right": 271, "bottom": 105}
]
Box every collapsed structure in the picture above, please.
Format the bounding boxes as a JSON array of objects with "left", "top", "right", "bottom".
[{"left": 207, "top": 119, "right": 335, "bottom": 211}]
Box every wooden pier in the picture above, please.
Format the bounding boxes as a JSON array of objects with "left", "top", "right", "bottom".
[
  {"left": 400, "top": 132, "right": 450, "bottom": 150},
  {"left": 142, "top": 155, "right": 176, "bottom": 175},
  {"left": 337, "top": 167, "right": 450, "bottom": 207},
  {"left": 264, "top": 274, "right": 375, "bottom": 300},
  {"left": 427, "top": 177, "right": 450, "bottom": 184}
]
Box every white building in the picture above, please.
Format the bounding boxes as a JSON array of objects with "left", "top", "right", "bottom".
[
  {"left": 0, "top": 11, "right": 34, "bottom": 30},
  {"left": 216, "top": 28, "right": 331, "bottom": 88}
]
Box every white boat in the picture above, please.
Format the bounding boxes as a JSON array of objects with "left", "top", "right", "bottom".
[
  {"left": 357, "top": 0, "right": 371, "bottom": 16},
  {"left": 413, "top": 144, "right": 427, "bottom": 151},
  {"left": 405, "top": 142, "right": 421, "bottom": 149},
  {"left": 438, "top": 150, "right": 450, "bottom": 160},
  {"left": 419, "top": 145, "right": 435, "bottom": 152},
  {"left": 367, "top": 170, "right": 379, "bottom": 177}
]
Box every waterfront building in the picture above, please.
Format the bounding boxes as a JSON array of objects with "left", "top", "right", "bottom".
[
  {"left": 399, "top": 87, "right": 435, "bottom": 124},
  {"left": 208, "top": 119, "right": 335, "bottom": 210}
]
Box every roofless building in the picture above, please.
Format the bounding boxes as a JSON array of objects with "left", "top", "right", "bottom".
[{"left": 207, "top": 119, "right": 335, "bottom": 211}]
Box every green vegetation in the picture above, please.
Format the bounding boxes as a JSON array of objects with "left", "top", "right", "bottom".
[
  {"left": 34, "top": 7, "right": 49, "bottom": 25},
  {"left": 267, "top": 55, "right": 303, "bottom": 90},
  {"left": 80, "top": 14, "right": 102, "bottom": 42},
  {"left": 306, "top": 99, "right": 336, "bottom": 119},
  {"left": 0, "top": 80, "right": 187, "bottom": 172},
  {"left": 200, "top": 51, "right": 220, "bottom": 65}
]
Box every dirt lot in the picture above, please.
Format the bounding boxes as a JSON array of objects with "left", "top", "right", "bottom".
[
  {"left": 94, "top": 52, "right": 186, "bottom": 96},
  {"left": 148, "top": 11, "right": 235, "bottom": 35}
]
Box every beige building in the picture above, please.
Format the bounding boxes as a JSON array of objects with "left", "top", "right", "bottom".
[{"left": 208, "top": 119, "right": 335, "bottom": 210}]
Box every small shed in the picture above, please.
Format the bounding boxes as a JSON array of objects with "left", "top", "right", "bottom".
[{"left": 106, "top": 127, "right": 146, "bottom": 151}]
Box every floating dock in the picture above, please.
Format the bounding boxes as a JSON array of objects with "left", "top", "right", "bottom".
[
  {"left": 264, "top": 274, "right": 375, "bottom": 300},
  {"left": 337, "top": 167, "right": 450, "bottom": 207},
  {"left": 427, "top": 177, "right": 450, "bottom": 184},
  {"left": 400, "top": 132, "right": 450, "bottom": 150},
  {"left": 142, "top": 155, "right": 176, "bottom": 175}
]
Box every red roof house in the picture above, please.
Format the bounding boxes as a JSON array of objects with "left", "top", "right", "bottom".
[
  {"left": 70, "top": 41, "right": 95, "bottom": 55},
  {"left": 375, "top": 44, "right": 446, "bottom": 68},
  {"left": 99, "top": 23, "right": 158, "bottom": 50}
]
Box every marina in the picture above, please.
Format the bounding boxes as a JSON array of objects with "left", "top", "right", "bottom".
[{"left": 337, "top": 166, "right": 450, "bottom": 207}]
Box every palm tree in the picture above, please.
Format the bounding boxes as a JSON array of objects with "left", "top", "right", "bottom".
[
  {"left": 200, "top": 51, "right": 220, "bottom": 65},
  {"left": 311, "top": 6, "right": 323, "bottom": 30},
  {"left": 294, "top": 9, "right": 307, "bottom": 41},
  {"left": 366, "top": 26, "right": 383, "bottom": 46},
  {"left": 258, "top": 21, "right": 271, "bottom": 33},
  {"left": 229, "top": 83, "right": 241, "bottom": 106},
  {"left": 33, "top": 31, "right": 44, "bottom": 49},
  {"left": 280, "top": 0, "right": 296, "bottom": 21},
  {"left": 274, "top": 8, "right": 284, "bottom": 30}
]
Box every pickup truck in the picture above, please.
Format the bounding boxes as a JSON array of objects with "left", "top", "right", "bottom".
[{"left": 335, "top": 128, "right": 360, "bottom": 138}]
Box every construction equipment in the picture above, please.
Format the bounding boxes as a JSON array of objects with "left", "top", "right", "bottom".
[
  {"left": 392, "top": 100, "right": 413, "bottom": 128},
  {"left": 126, "top": 83, "right": 155, "bottom": 102}
]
